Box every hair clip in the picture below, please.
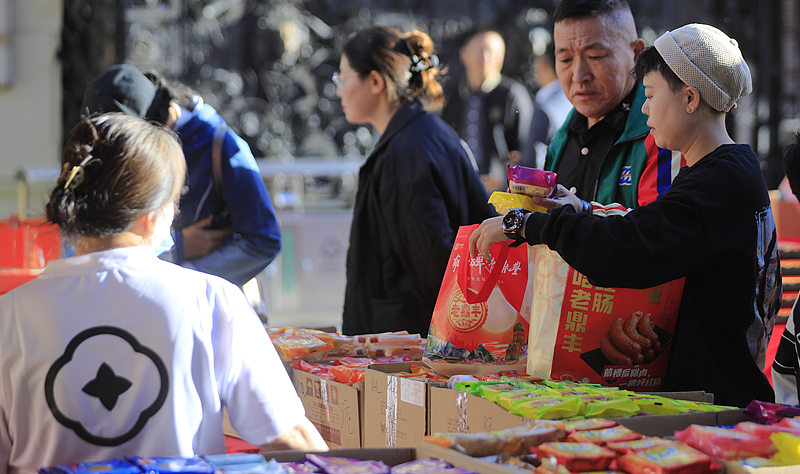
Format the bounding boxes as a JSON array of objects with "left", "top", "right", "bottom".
[
  {"left": 410, "top": 53, "right": 439, "bottom": 73},
  {"left": 62, "top": 154, "right": 94, "bottom": 190}
]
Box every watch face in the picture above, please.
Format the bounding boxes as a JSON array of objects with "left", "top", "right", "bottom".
[{"left": 503, "top": 209, "right": 522, "bottom": 233}]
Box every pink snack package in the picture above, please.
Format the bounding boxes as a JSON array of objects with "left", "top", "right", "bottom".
[
  {"left": 674, "top": 424, "right": 777, "bottom": 460},
  {"left": 507, "top": 166, "right": 557, "bottom": 197}
]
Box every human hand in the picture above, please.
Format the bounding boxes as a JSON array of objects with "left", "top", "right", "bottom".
[
  {"left": 468, "top": 215, "right": 509, "bottom": 262},
  {"left": 181, "top": 215, "right": 233, "bottom": 259},
  {"left": 531, "top": 184, "right": 584, "bottom": 213}
]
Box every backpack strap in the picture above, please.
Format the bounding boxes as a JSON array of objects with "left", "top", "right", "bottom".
[{"left": 211, "top": 124, "right": 228, "bottom": 199}]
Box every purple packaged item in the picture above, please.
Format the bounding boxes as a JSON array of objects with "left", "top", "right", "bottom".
[
  {"left": 43, "top": 459, "right": 141, "bottom": 474},
  {"left": 507, "top": 166, "right": 557, "bottom": 197},
  {"left": 280, "top": 461, "right": 319, "bottom": 473},
  {"left": 390, "top": 458, "right": 480, "bottom": 473},
  {"left": 323, "top": 460, "right": 390, "bottom": 474}
]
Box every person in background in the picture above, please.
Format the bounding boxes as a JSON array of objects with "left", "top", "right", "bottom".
[
  {"left": 82, "top": 65, "right": 281, "bottom": 289},
  {"left": 772, "top": 133, "right": 800, "bottom": 405},
  {"left": 546, "top": 0, "right": 682, "bottom": 209},
  {"left": 469, "top": 23, "right": 780, "bottom": 408},
  {"left": 0, "top": 114, "right": 326, "bottom": 471},
  {"left": 338, "top": 26, "right": 495, "bottom": 337},
  {"left": 441, "top": 28, "right": 533, "bottom": 192},
  {"left": 520, "top": 40, "right": 573, "bottom": 169}
]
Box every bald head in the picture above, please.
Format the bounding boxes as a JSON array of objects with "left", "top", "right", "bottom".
[{"left": 460, "top": 30, "right": 506, "bottom": 90}]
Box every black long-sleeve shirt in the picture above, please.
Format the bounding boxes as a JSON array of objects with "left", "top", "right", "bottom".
[{"left": 524, "top": 144, "right": 782, "bottom": 407}]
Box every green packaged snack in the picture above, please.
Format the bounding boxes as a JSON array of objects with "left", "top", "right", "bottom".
[
  {"left": 510, "top": 396, "right": 582, "bottom": 420},
  {"left": 582, "top": 397, "right": 641, "bottom": 418}
]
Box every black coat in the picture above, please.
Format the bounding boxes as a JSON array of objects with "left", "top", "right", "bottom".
[
  {"left": 342, "top": 102, "right": 496, "bottom": 337},
  {"left": 524, "top": 144, "right": 782, "bottom": 407}
]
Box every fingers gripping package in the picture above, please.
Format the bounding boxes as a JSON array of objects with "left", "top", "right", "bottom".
[{"left": 527, "top": 245, "right": 685, "bottom": 391}]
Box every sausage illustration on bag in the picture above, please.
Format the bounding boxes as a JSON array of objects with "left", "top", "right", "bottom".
[{"left": 601, "top": 312, "right": 662, "bottom": 366}]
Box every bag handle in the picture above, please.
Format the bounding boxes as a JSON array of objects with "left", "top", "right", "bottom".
[{"left": 456, "top": 236, "right": 510, "bottom": 304}]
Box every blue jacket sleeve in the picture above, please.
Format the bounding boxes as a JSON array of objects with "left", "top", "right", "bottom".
[{"left": 183, "top": 132, "right": 281, "bottom": 287}]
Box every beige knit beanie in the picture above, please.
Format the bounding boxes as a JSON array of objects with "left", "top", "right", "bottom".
[{"left": 654, "top": 23, "right": 751, "bottom": 112}]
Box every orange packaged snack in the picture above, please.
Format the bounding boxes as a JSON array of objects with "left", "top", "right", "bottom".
[
  {"left": 563, "top": 418, "right": 619, "bottom": 433},
  {"left": 605, "top": 437, "right": 676, "bottom": 454},
  {"left": 617, "top": 443, "right": 713, "bottom": 474},
  {"left": 534, "top": 442, "right": 618, "bottom": 471},
  {"left": 568, "top": 425, "right": 642, "bottom": 445}
]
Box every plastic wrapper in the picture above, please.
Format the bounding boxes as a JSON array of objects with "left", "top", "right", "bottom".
[
  {"left": 506, "top": 166, "right": 557, "bottom": 197},
  {"left": 423, "top": 422, "right": 566, "bottom": 457},
  {"left": 41, "top": 459, "right": 142, "bottom": 473},
  {"left": 328, "top": 365, "right": 366, "bottom": 385},
  {"left": 331, "top": 357, "right": 375, "bottom": 367},
  {"left": 568, "top": 425, "right": 642, "bottom": 445},
  {"left": 779, "top": 416, "right": 800, "bottom": 430},
  {"left": 581, "top": 397, "right": 641, "bottom": 419},
  {"left": 129, "top": 456, "right": 213, "bottom": 473},
  {"left": 674, "top": 424, "right": 777, "bottom": 460},
  {"left": 766, "top": 431, "right": 800, "bottom": 466},
  {"left": 509, "top": 395, "right": 582, "bottom": 420},
  {"left": 533, "top": 442, "right": 617, "bottom": 472},
  {"left": 304, "top": 454, "right": 390, "bottom": 474},
  {"left": 617, "top": 443, "right": 713, "bottom": 474},
  {"left": 563, "top": 418, "right": 618, "bottom": 433},
  {"left": 205, "top": 454, "right": 270, "bottom": 467},
  {"left": 272, "top": 331, "right": 334, "bottom": 361},
  {"left": 290, "top": 360, "right": 336, "bottom": 380},
  {"left": 733, "top": 421, "right": 800, "bottom": 438},
  {"left": 605, "top": 437, "right": 676, "bottom": 454},
  {"left": 628, "top": 395, "right": 694, "bottom": 415},
  {"left": 487, "top": 191, "right": 546, "bottom": 214},
  {"left": 745, "top": 400, "right": 800, "bottom": 425},
  {"left": 391, "top": 459, "right": 477, "bottom": 473}
]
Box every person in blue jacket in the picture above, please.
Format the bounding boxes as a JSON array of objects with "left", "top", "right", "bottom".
[{"left": 82, "top": 65, "right": 281, "bottom": 287}]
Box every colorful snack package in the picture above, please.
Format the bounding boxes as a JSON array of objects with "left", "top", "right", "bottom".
[
  {"left": 44, "top": 459, "right": 142, "bottom": 473},
  {"left": 204, "top": 453, "right": 269, "bottom": 466},
  {"left": 272, "top": 331, "right": 333, "bottom": 361},
  {"left": 487, "top": 191, "right": 546, "bottom": 214},
  {"left": 129, "top": 456, "right": 213, "bottom": 473},
  {"left": 509, "top": 396, "right": 582, "bottom": 420},
  {"left": 745, "top": 400, "right": 800, "bottom": 424},
  {"left": 496, "top": 390, "right": 543, "bottom": 410},
  {"left": 392, "top": 459, "right": 478, "bottom": 473},
  {"left": 477, "top": 382, "right": 533, "bottom": 402},
  {"left": 290, "top": 360, "right": 336, "bottom": 380},
  {"left": 767, "top": 431, "right": 800, "bottom": 466},
  {"left": 304, "top": 454, "right": 390, "bottom": 474},
  {"left": 280, "top": 461, "right": 319, "bottom": 472},
  {"left": 328, "top": 365, "right": 366, "bottom": 385},
  {"left": 779, "top": 416, "right": 800, "bottom": 430},
  {"left": 534, "top": 442, "right": 618, "bottom": 472},
  {"left": 617, "top": 443, "right": 713, "bottom": 474},
  {"left": 674, "top": 424, "right": 777, "bottom": 460},
  {"left": 734, "top": 421, "right": 800, "bottom": 438},
  {"left": 628, "top": 395, "right": 693, "bottom": 415},
  {"left": 563, "top": 418, "right": 618, "bottom": 433},
  {"left": 605, "top": 437, "right": 677, "bottom": 454},
  {"left": 581, "top": 397, "right": 641, "bottom": 419},
  {"left": 507, "top": 166, "right": 558, "bottom": 197},
  {"left": 568, "top": 425, "right": 642, "bottom": 445},
  {"left": 331, "top": 357, "right": 375, "bottom": 367}
]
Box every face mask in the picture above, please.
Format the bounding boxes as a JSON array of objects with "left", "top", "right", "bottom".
[{"left": 151, "top": 206, "right": 175, "bottom": 257}]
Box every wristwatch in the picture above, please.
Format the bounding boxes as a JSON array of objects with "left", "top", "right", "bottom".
[{"left": 502, "top": 208, "right": 530, "bottom": 241}]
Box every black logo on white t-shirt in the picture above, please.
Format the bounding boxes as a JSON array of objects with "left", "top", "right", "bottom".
[{"left": 44, "top": 326, "right": 169, "bottom": 446}]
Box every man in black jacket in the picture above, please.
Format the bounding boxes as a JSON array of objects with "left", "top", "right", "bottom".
[
  {"left": 442, "top": 28, "right": 533, "bottom": 193},
  {"left": 469, "top": 24, "right": 781, "bottom": 407}
]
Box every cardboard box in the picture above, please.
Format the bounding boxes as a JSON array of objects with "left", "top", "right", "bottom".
[
  {"left": 363, "top": 363, "right": 431, "bottom": 448},
  {"left": 292, "top": 370, "right": 364, "bottom": 448},
  {"left": 267, "top": 444, "right": 525, "bottom": 473},
  {"left": 427, "top": 386, "right": 750, "bottom": 438}
]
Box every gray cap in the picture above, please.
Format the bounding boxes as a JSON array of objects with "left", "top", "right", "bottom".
[
  {"left": 654, "top": 23, "right": 751, "bottom": 112},
  {"left": 81, "top": 64, "right": 156, "bottom": 118}
]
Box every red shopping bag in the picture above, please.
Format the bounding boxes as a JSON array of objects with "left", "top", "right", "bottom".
[
  {"left": 528, "top": 245, "right": 685, "bottom": 390},
  {"left": 424, "top": 224, "right": 532, "bottom": 376}
]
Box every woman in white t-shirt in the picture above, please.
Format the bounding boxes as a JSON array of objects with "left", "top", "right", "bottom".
[{"left": 0, "top": 113, "right": 326, "bottom": 472}]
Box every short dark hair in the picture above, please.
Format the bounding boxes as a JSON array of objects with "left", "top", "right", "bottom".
[
  {"left": 634, "top": 46, "right": 685, "bottom": 91},
  {"left": 458, "top": 26, "right": 501, "bottom": 48},
  {"left": 553, "top": 0, "right": 631, "bottom": 22},
  {"left": 784, "top": 132, "right": 800, "bottom": 201}
]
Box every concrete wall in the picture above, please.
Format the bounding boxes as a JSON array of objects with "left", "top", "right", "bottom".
[{"left": 0, "top": 0, "right": 61, "bottom": 219}]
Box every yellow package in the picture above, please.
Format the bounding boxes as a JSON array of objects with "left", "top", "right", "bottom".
[
  {"left": 496, "top": 390, "right": 545, "bottom": 410},
  {"left": 581, "top": 398, "right": 641, "bottom": 419},
  {"left": 510, "top": 396, "right": 582, "bottom": 420},
  {"left": 478, "top": 383, "right": 528, "bottom": 402},
  {"left": 488, "top": 191, "right": 548, "bottom": 214},
  {"left": 767, "top": 432, "right": 800, "bottom": 466}
]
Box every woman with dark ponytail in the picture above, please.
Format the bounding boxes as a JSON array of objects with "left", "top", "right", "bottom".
[
  {"left": 0, "top": 114, "right": 325, "bottom": 470},
  {"left": 338, "top": 26, "right": 495, "bottom": 337}
]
